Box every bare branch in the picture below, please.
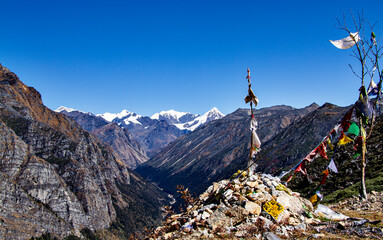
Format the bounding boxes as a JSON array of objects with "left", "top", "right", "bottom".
[{"left": 349, "top": 64, "right": 362, "bottom": 79}]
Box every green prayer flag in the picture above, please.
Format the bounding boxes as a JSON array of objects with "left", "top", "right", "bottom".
[{"left": 347, "top": 122, "right": 360, "bottom": 136}]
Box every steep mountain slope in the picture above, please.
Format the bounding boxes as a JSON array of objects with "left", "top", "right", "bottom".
[
  {"left": 254, "top": 103, "right": 352, "bottom": 174},
  {"left": 136, "top": 104, "right": 318, "bottom": 196},
  {"left": 91, "top": 123, "right": 148, "bottom": 169},
  {"left": 0, "top": 64, "right": 169, "bottom": 239},
  {"left": 56, "top": 108, "right": 148, "bottom": 169}
]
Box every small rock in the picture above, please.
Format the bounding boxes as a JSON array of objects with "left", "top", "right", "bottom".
[
  {"left": 263, "top": 232, "right": 281, "bottom": 240},
  {"left": 294, "top": 223, "right": 306, "bottom": 231},
  {"left": 201, "top": 211, "right": 210, "bottom": 220},
  {"left": 164, "top": 232, "right": 173, "bottom": 240},
  {"left": 201, "top": 203, "right": 216, "bottom": 212},
  {"left": 311, "top": 233, "right": 325, "bottom": 239},
  {"left": 245, "top": 201, "right": 261, "bottom": 215},
  {"left": 288, "top": 217, "right": 300, "bottom": 226},
  {"left": 246, "top": 181, "right": 258, "bottom": 188},
  {"left": 224, "top": 189, "right": 234, "bottom": 200}
]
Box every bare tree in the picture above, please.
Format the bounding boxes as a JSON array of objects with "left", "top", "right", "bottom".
[{"left": 335, "top": 11, "right": 381, "bottom": 200}]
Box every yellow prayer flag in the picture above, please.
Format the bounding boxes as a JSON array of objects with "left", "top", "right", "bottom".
[
  {"left": 338, "top": 134, "right": 353, "bottom": 145},
  {"left": 326, "top": 138, "right": 334, "bottom": 150},
  {"left": 310, "top": 194, "right": 318, "bottom": 204}
]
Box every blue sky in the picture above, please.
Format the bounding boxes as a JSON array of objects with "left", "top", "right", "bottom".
[{"left": 1, "top": 0, "right": 382, "bottom": 116}]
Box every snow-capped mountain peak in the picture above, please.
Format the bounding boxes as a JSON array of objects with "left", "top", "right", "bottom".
[
  {"left": 151, "top": 109, "right": 188, "bottom": 120},
  {"left": 55, "top": 106, "right": 87, "bottom": 114},
  {"left": 173, "top": 107, "right": 225, "bottom": 131},
  {"left": 97, "top": 109, "right": 132, "bottom": 122},
  {"left": 97, "top": 110, "right": 143, "bottom": 125},
  {"left": 151, "top": 109, "right": 198, "bottom": 125},
  {"left": 204, "top": 107, "right": 225, "bottom": 120},
  {"left": 55, "top": 106, "right": 80, "bottom": 113}
]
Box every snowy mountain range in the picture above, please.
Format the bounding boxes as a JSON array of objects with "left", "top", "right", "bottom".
[
  {"left": 55, "top": 106, "right": 225, "bottom": 158},
  {"left": 95, "top": 107, "right": 224, "bottom": 131}
]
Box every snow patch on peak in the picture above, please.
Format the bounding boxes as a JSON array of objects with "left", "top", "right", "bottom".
[
  {"left": 151, "top": 109, "right": 190, "bottom": 121},
  {"left": 55, "top": 106, "right": 85, "bottom": 114},
  {"left": 97, "top": 110, "right": 143, "bottom": 125},
  {"left": 175, "top": 107, "right": 225, "bottom": 131},
  {"left": 97, "top": 109, "right": 132, "bottom": 122}
]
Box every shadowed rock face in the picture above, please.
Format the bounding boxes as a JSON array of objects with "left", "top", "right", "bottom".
[
  {"left": 136, "top": 104, "right": 319, "bottom": 196},
  {"left": 91, "top": 122, "right": 148, "bottom": 169},
  {"left": 0, "top": 64, "right": 169, "bottom": 239},
  {"left": 59, "top": 110, "right": 109, "bottom": 132}
]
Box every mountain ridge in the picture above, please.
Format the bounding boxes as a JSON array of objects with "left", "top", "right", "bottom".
[{"left": 0, "top": 64, "right": 170, "bottom": 239}]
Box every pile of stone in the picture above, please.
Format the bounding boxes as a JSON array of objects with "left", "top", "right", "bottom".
[
  {"left": 329, "top": 190, "right": 383, "bottom": 213},
  {"left": 147, "top": 173, "right": 324, "bottom": 239}
]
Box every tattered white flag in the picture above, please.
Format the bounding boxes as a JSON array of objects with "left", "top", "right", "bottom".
[
  {"left": 250, "top": 118, "right": 261, "bottom": 149},
  {"left": 329, "top": 32, "right": 360, "bottom": 49},
  {"left": 328, "top": 159, "right": 338, "bottom": 173}
]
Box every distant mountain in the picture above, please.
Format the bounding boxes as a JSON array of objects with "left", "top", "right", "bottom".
[
  {"left": 56, "top": 106, "right": 109, "bottom": 132},
  {"left": 56, "top": 108, "right": 148, "bottom": 169},
  {"left": 136, "top": 104, "right": 319, "bottom": 196},
  {"left": 169, "top": 107, "right": 225, "bottom": 131},
  {"left": 95, "top": 108, "right": 224, "bottom": 157},
  {"left": 151, "top": 109, "right": 199, "bottom": 125},
  {"left": 0, "top": 64, "right": 170, "bottom": 239}
]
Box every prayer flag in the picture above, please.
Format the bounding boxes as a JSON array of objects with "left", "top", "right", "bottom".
[
  {"left": 304, "top": 149, "right": 318, "bottom": 162},
  {"left": 355, "top": 96, "right": 374, "bottom": 119},
  {"left": 316, "top": 191, "right": 323, "bottom": 201},
  {"left": 347, "top": 122, "right": 360, "bottom": 136},
  {"left": 340, "top": 108, "right": 354, "bottom": 132},
  {"left": 328, "top": 159, "right": 338, "bottom": 173},
  {"left": 326, "top": 137, "right": 334, "bottom": 150},
  {"left": 368, "top": 79, "right": 379, "bottom": 96},
  {"left": 310, "top": 194, "right": 318, "bottom": 204},
  {"left": 320, "top": 169, "right": 330, "bottom": 185},
  {"left": 338, "top": 132, "right": 353, "bottom": 145},
  {"left": 329, "top": 32, "right": 360, "bottom": 49},
  {"left": 295, "top": 162, "right": 307, "bottom": 176},
  {"left": 317, "top": 142, "right": 328, "bottom": 159}
]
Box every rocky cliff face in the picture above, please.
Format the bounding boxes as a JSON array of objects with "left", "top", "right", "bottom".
[
  {"left": 136, "top": 104, "right": 318, "bottom": 197},
  {"left": 0, "top": 64, "right": 169, "bottom": 239}
]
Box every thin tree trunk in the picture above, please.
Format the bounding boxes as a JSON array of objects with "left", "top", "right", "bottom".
[{"left": 360, "top": 118, "right": 368, "bottom": 200}]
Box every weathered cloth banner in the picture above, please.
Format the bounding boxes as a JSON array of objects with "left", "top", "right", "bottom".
[
  {"left": 329, "top": 32, "right": 360, "bottom": 49},
  {"left": 328, "top": 159, "right": 338, "bottom": 173}
]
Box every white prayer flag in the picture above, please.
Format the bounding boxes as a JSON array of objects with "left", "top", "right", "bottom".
[
  {"left": 329, "top": 32, "right": 360, "bottom": 49},
  {"left": 328, "top": 159, "right": 338, "bottom": 173}
]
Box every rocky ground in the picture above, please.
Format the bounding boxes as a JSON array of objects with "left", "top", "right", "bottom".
[{"left": 139, "top": 172, "right": 383, "bottom": 240}]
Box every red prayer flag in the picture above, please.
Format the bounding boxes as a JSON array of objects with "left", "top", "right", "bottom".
[
  {"left": 320, "top": 169, "right": 330, "bottom": 185},
  {"left": 295, "top": 161, "right": 307, "bottom": 176},
  {"left": 340, "top": 108, "right": 354, "bottom": 132},
  {"left": 317, "top": 142, "right": 328, "bottom": 159}
]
